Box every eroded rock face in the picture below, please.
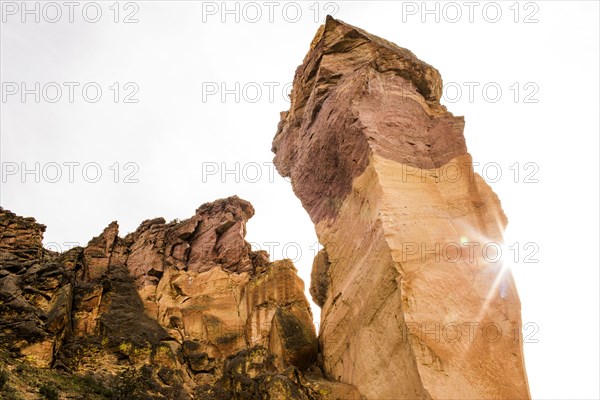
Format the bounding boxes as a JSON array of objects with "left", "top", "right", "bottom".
[
  {"left": 0, "top": 199, "right": 361, "bottom": 399},
  {"left": 309, "top": 249, "right": 330, "bottom": 308},
  {"left": 273, "top": 17, "right": 530, "bottom": 400},
  {"left": 0, "top": 209, "right": 76, "bottom": 368}
]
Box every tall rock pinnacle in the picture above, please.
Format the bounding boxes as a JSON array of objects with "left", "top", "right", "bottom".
[{"left": 273, "top": 16, "right": 530, "bottom": 400}]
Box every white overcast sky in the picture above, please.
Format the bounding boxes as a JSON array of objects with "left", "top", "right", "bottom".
[{"left": 1, "top": 1, "right": 598, "bottom": 399}]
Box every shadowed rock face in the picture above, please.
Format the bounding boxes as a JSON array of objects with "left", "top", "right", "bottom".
[
  {"left": 273, "top": 16, "right": 467, "bottom": 224},
  {"left": 0, "top": 198, "right": 363, "bottom": 399},
  {"left": 273, "top": 17, "right": 530, "bottom": 400}
]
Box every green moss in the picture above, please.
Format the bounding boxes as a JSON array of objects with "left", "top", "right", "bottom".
[{"left": 118, "top": 341, "right": 132, "bottom": 355}]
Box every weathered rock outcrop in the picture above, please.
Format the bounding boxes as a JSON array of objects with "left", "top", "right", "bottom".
[
  {"left": 1, "top": 16, "right": 530, "bottom": 400},
  {"left": 0, "top": 198, "right": 362, "bottom": 399},
  {"left": 273, "top": 17, "right": 530, "bottom": 400}
]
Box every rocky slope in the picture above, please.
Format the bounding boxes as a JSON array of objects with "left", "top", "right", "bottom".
[
  {"left": 273, "top": 16, "right": 530, "bottom": 400},
  {"left": 0, "top": 198, "right": 362, "bottom": 399}
]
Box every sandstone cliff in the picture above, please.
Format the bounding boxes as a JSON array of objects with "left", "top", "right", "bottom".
[
  {"left": 273, "top": 16, "right": 530, "bottom": 400},
  {"left": 1, "top": 16, "right": 530, "bottom": 400},
  {"left": 0, "top": 198, "right": 362, "bottom": 399}
]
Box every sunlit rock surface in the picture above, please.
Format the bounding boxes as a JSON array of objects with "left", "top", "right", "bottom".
[{"left": 273, "top": 16, "right": 530, "bottom": 400}]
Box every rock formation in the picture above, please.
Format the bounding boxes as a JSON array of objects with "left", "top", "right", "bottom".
[
  {"left": 1, "top": 16, "right": 530, "bottom": 400},
  {"left": 0, "top": 198, "right": 362, "bottom": 399},
  {"left": 273, "top": 16, "right": 530, "bottom": 400}
]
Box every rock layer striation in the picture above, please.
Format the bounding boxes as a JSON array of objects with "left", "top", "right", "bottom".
[{"left": 273, "top": 16, "right": 530, "bottom": 400}]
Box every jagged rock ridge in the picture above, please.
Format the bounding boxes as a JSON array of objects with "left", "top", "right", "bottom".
[
  {"left": 0, "top": 197, "right": 362, "bottom": 399},
  {"left": 273, "top": 16, "right": 530, "bottom": 400}
]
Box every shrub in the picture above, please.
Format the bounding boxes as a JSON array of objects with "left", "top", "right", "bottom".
[
  {"left": 78, "top": 374, "right": 113, "bottom": 397},
  {"left": 0, "top": 369, "right": 8, "bottom": 389},
  {"left": 112, "top": 368, "right": 147, "bottom": 400},
  {"left": 39, "top": 383, "right": 59, "bottom": 400}
]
